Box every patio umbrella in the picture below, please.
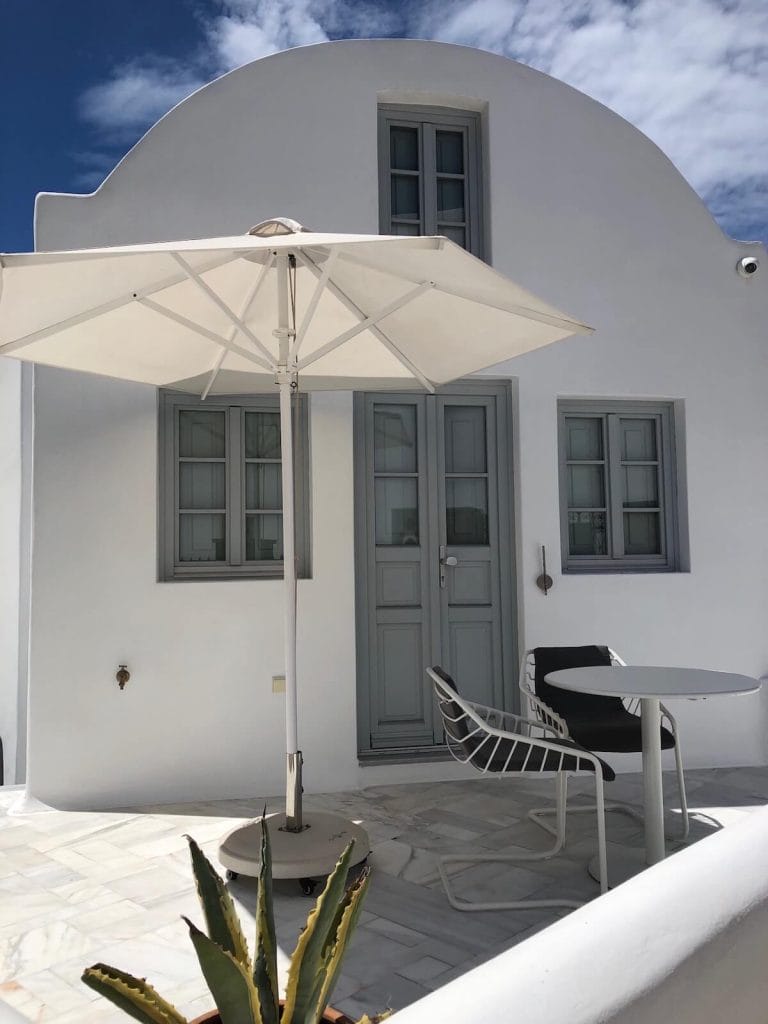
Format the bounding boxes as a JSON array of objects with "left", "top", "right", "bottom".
[{"left": 0, "top": 218, "right": 592, "bottom": 879}]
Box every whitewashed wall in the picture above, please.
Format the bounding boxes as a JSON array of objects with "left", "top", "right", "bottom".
[
  {"left": 26, "top": 39, "right": 768, "bottom": 808},
  {"left": 0, "top": 361, "right": 21, "bottom": 785}
]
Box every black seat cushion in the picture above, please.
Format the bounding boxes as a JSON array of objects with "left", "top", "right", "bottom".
[
  {"left": 565, "top": 709, "right": 675, "bottom": 753},
  {"left": 430, "top": 666, "right": 615, "bottom": 781},
  {"left": 533, "top": 646, "right": 674, "bottom": 753}
]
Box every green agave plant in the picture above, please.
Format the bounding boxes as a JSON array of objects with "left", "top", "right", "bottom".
[{"left": 82, "top": 817, "right": 377, "bottom": 1024}]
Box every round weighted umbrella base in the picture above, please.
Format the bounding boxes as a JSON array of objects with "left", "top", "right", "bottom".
[{"left": 218, "top": 811, "right": 370, "bottom": 880}]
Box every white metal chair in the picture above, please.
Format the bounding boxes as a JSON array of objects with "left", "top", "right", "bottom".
[
  {"left": 519, "top": 646, "right": 689, "bottom": 841},
  {"left": 427, "top": 666, "right": 610, "bottom": 912}
]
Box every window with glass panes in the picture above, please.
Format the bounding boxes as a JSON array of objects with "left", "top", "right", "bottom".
[
  {"left": 558, "top": 401, "right": 681, "bottom": 572},
  {"left": 159, "top": 392, "right": 310, "bottom": 580},
  {"left": 378, "top": 106, "right": 484, "bottom": 258}
]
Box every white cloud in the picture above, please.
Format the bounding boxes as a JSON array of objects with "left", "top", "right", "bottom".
[
  {"left": 417, "top": 0, "right": 768, "bottom": 235},
  {"left": 79, "top": 58, "right": 205, "bottom": 136},
  {"left": 208, "top": 0, "right": 329, "bottom": 72},
  {"left": 78, "top": 0, "right": 767, "bottom": 238}
]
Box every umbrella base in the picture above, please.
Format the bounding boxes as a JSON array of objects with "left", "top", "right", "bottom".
[{"left": 218, "top": 811, "right": 370, "bottom": 880}]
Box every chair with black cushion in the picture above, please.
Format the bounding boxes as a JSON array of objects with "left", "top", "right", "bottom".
[
  {"left": 519, "top": 646, "right": 689, "bottom": 840},
  {"left": 427, "top": 666, "right": 611, "bottom": 912}
]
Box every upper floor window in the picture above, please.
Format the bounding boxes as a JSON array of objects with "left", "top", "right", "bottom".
[
  {"left": 159, "top": 391, "right": 310, "bottom": 581},
  {"left": 558, "top": 400, "right": 684, "bottom": 573},
  {"left": 378, "top": 105, "right": 484, "bottom": 259}
]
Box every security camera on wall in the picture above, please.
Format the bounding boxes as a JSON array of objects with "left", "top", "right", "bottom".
[{"left": 736, "top": 256, "right": 759, "bottom": 278}]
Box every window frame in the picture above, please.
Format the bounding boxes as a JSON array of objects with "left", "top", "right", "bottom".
[
  {"left": 378, "top": 104, "right": 485, "bottom": 260},
  {"left": 558, "top": 399, "right": 681, "bottom": 574},
  {"left": 158, "top": 391, "right": 311, "bottom": 581}
]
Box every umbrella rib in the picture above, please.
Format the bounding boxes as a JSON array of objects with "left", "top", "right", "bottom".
[
  {"left": 201, "top": 253, "right": 276, "bottom": 399},
  {"left": 171, "top": 253, "right": 276, "bottom": 365},
  {"left": 201, "top": 350, "right": 227, "bottom": 400},
  {"left": 338, "top": 248, "right": 592, "bottom": 334},
  {"left": 431, "top": 283, "right": 593, "bottom": 333},
  {"left": 297, "top": 282, "right": 434, "bottom": 371},
  {"left": 298, "top": 251, "right": 436, "bottom": 392},
  {"left": 291, "top": 249, "right": 338, "bottom": 360},
  {"left": 0, "top": 254, "right": 240, "bottom": 357},
  {"left": 137, "top": 296, "right": 273, "bottom": 371}
]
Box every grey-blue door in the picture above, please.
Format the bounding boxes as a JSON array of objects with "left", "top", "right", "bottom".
[{"left": 355, "top": 385, "right": 515, "bottom": 752}]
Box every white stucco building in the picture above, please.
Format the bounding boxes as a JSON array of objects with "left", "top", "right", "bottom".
[{"left": 1, "top": 39, "right": 766, "bottom": 807}]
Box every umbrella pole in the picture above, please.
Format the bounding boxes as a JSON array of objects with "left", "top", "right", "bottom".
[
  {"left": 219, "top": 250, "right": 369, "bottom": 881},
  {"left": 277, "top": 252, "right": 303, "bottom": 832},
  {"left": 280, "top": 373, "right": 302, "bottom": 831}
]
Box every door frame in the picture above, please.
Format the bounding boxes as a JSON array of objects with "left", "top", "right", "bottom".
[{"left": 353, "top": 378, "right": 518, "bottom": 760}]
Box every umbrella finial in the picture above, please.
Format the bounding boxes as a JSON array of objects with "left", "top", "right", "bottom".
[{"left": 249, "top": 217, "right": 309, "bottom": 237}]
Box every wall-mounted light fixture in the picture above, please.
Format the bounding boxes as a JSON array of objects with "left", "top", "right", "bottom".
[{"left": 536, "top": 545, "right": 553, "bottom": 595}]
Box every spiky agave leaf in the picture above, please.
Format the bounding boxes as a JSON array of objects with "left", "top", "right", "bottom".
[
  {"left": 184, "top": 917, "right": 262, "bottom": 1024},
  {"left": 253, "top": 815, "right": 279, "bottom": 1024},
  {"left": 282, "top": 841, "right": 356, "bottom": 1024},
  {"left": 81, "top": 964, "right": 188, "bottom": 1024},
  {"left": 311, "top": 866, "right": 371, "bottom": 1019},
  {"left": 185, "top": 835, "right": 252, "bottom": 970}
]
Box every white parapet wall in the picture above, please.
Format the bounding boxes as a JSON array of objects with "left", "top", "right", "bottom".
[{"left": 391, "top": 805, "right": 768, "bottom": 1024}]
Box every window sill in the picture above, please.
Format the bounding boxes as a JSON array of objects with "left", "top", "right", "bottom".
[
  {"left": 158, "top": 572, "right": 312, "bottom": 583},
  {"left": 562, "top": 566, "right": 686, "bottom": 576},
  {"left": 358, "top": 746, "right": 452, "bottom": 766}
]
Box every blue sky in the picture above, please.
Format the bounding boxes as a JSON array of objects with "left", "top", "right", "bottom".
[{"left": 2, "top": 0, "right": 766, "bottom": 253}]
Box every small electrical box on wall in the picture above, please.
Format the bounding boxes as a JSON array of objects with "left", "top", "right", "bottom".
[{"left": 272, "top": 675, "right": 286, "bottom": 693}]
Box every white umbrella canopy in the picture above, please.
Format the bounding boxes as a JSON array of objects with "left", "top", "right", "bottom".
[
  {"left": 0, "top": 224, "right": 590, "bottom": 393},
  {"left": 0, "top": 219, "right": 592, "bottom": 879}
]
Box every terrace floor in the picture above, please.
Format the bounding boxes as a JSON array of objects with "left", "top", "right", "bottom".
[{"left": 1, "top": 765, "right": 767, "bottom": 1023}]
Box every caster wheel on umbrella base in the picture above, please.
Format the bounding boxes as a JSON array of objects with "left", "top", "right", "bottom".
[
  {"left": 226, "top": 870, "right": 239, "bottom": 882},
  {"left": 299, "top": 878, "right": 318, "bottom": 896}
]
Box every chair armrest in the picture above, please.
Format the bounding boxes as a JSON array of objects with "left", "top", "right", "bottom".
[
  {"left": 622, "top": 696, "right": 642, "bottom": 717},
  {"left": 519, "top": 685, "right": 569, "bottom": 738},
  {"left": 464, "top": 701, "right": 567, "bottom": 741}
]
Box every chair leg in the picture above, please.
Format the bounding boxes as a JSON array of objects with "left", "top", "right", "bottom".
[
  {"left": 594, "top": 773, "right": 608, "bottom": 895},
  {"left": 672, "top": 737, "right": 690, "bottom": 840},
  {"left": 437, "top": 772, "right": 586, "bottom": 913},
  {"left": 529, "top": 754, "right": 691, "bottom": 843},
  {"left": 529, "top": 797, "right": 644, "bottom": 838}
]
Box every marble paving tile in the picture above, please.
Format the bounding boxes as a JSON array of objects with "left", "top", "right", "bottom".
[
  {"left": 12, "top": 967, "right": 96, "bottom": 1015},
  {"left": 0, "top": 978, "right": 48, "bottom": 1020},
  {"left": 334, "top": 973, "right": 431, "bottom": 1019},
  {"left": 362, "top": 916, "right": 428, "bottom": 947},
  {"left": 106, "top": 866, "right": 192, "bottom": 902},
  {"left": 0, "top": 826, "right": 43, "bottom": 852},
  {"left": 0, "top": 921, "right": 97, "bottom": 983},
  {"left": 0, "top": 892, "right": 72, "bottom": 931},
  {"left": 397, "top": 954, "right": 452, "bottom": 984}
]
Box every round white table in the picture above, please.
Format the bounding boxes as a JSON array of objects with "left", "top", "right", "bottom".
[{"left": 545, "top": 666, "right": 760, "bottom": 885}]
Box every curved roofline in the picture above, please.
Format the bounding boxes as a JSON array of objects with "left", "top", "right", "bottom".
[
  {"left": 33, "top": 38, "right": 763, "bottom": 252},
  {"left": 31, "top": 39, "right": 644, "bottom": 202}
]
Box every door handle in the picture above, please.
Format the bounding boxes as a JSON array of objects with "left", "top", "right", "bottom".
[{"left": 439, "top": 546, "right": 458, "bottom": 588}]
